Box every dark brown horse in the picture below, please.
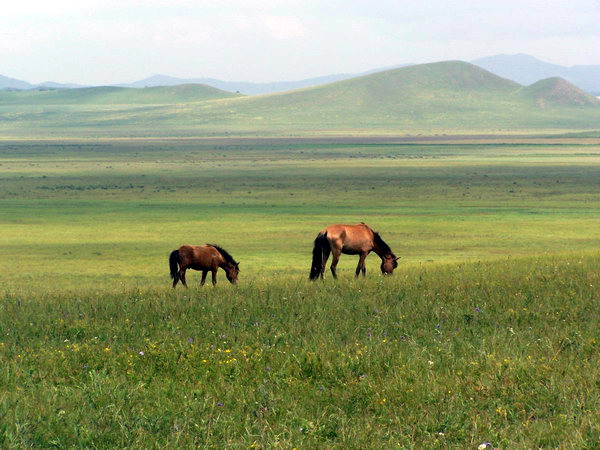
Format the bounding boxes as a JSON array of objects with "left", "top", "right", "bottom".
[
  {"left": 309, "top": 223, "right": 399, "bottom": 280},
  {"left": 169, "top": 244, "right": 239, "bottom": 288}
]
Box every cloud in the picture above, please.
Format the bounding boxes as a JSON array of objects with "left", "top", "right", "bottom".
[
  {"left": 2, "top": 0, "right": 600, "bottom": 84},
  {"left": 152, "top": 19, "right": 212, "bottom": 45},
  {"left": 261, "top": 15, "right": 305, "bottom": 40},
  {"left": 0, "top": 0, "right": 308, "bottom": 18},
  {"left": 0, "top": 17, "right": 212, "bottom": 51},
  {"left": 0, "top": 0, "right": 120, "bottom": 16},
  {"left": 83, "top": 18, "right": 213, "bottom": 46}
]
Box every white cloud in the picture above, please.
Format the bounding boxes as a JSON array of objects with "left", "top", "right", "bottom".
[
  {"left": 75, "top": 18, "right": 213, "bottom": 46},
  {"left": 261, "top": 15, "right": 305, "bottom": 40},
  {"left": 152, "top": 19, "right": 212, "bottom": 45},
  {"left": 0, "top": 0, "right": 121, "bottom": 16},
  {"left": 0, "top": 0, "right": 308, "bottom": 17},
  {"left": 1, "top": 1, "right": 600, "bottom": 84}
]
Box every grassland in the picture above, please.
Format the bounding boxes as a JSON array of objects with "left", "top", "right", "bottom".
[{"left": 0, "top": 137, "right": 599, "bottom": 447}]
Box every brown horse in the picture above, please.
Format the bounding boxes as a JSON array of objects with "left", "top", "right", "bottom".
[
  {"left": 309, "top": 223, "right": 399, "bottom": 280},
  {"left": 169, "top": 244, "right": 239, "bottom": 288}
]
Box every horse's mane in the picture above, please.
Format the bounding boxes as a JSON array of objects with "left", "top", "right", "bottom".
[
  {"left": 207, "top": 244, "right": 238, "bottom": 265},
  {"left": 373, "top": 232, "right": 396, "bottom": 262}
]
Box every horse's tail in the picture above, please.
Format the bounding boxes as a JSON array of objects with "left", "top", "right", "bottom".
[
  {"left": 309, "top": 232, "right": 328, "bottom": 280},
  {"left": 169, "top": 250, "right": 180, "bottom": 280}
]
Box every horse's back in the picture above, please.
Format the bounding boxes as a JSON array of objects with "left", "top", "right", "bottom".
[
  {"left": 324, "top": 223, "right": 372, "bottom": 238},
  {"left": 323, "top": 223, "right": 374, "bottom": 253},
  {"left": 178, "top": 244, "right": 221, "bottom": 268}
]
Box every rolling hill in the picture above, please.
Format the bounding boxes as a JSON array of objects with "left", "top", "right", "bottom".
[
  {"left": 473, "top": 54, "right": 600, "bottom": 93},
  {"left": 0, "top": 84, "right": 239, "bottom": 105},
  {"left": 518, "top": 77, "right": 600, "bottom": 107},
  {"left": 4, "top": 53, "right": 600, "bottom": 96},
  {"left": 0, "top": 74, "right": 33, "bottom": 90},
  {"left": 118, "top": 66, "right": 410, "bottom": 94},
  {"left": 180, "top": 61, "right": 600, "bottom": 133},
  {"left": 1, "top": 61, "right": 599, "bottom": 136},
  {"left": 118, "top": 73, "right": 368, "bottom": 94}
]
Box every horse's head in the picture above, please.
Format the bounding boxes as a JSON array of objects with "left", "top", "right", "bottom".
[
  {"left": 225, "top": 262, "right": 240, "bottom": 284},
  {"left": 380, "top": 254, "right": 400, "bottom": 275}
]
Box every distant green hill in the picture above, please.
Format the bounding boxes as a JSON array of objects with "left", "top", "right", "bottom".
[
  {"left": 517, "top": 77, "right": 600, "bottom": 107},
  {"left": 184, "top": 61, "right": 600, "bottom": 133},
  {"left": 0, "top": 84, "right": 239, "bottom": 105},
  {"left": 1, "top": 61, "right": 599, "bottom": 136}
]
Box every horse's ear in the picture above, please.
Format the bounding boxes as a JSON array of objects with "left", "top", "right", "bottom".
[
  {"left": 236, "top": 262, "right": 240, "bottom": 267},
  {"left": 394, "top": 257, "right": 400, "bottom": 261}
]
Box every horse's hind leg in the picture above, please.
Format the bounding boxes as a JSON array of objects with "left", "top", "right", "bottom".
[
  {"left": 200, "top": 270, "right": 208, "bottom": 287},
  {"left": 172, "top": 272, "right": 179, "bottom": 288},
  {"left": 321, "top": 246, "right": 331, "bottom": 278},
  {"left": 179, "top": 268, "right": 188, "bottom": 288}
]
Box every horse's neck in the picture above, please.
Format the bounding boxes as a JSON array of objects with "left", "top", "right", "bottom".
[{"left": 372, "top": 245, "right": 389, "bottom": 260}]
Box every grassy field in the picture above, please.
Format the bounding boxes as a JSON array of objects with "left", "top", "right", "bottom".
[{"left": 0, "top": 137, "right": 599, "bottom": 447}]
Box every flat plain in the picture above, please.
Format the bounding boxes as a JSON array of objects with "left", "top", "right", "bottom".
[{"left": 0, "top": 137, "right": 599, "bottom": 447}]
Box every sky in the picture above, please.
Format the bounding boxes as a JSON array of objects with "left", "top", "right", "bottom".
[{"left": 1, "top": 0, "right": 600, "bottom": 85}]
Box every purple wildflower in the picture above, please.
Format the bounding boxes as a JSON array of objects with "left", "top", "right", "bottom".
[{"left": 216, "top": 402, "right": 223, "bottom": 407}]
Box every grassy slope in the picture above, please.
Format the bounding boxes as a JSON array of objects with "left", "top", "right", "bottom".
[{"left": 1, "top": 62, "right": 600, "bottom": 136}]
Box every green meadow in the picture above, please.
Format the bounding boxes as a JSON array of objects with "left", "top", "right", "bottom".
[{"left": 0, "top": 137, "right": 599, "bottom": 447}]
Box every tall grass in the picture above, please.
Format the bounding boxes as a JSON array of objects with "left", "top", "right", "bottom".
[{"left": 0, "top": 255, "right": 598, "bottom": 447}]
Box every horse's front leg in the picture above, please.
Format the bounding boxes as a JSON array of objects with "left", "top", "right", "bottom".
[
  {"left": 355, "top": 253, "right": 367, "bottom": 278},
  {"left": 200, "top": 270, "right": 208, "bottom": 287},
  {"left": 211, "top": 269, "right": 218, "bottom": 286}
]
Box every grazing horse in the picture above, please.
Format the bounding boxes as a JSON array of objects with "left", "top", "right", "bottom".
[
  {"left": 169, "top": 244, "right": 239, "bottom": 288},
  {"left": 309, "top": 223, "right": 399, "bottom": 280}
]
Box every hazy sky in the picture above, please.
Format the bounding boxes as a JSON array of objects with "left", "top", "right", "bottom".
[{"left": 2, "top": 0, "right": 599, "bottom": 84}]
